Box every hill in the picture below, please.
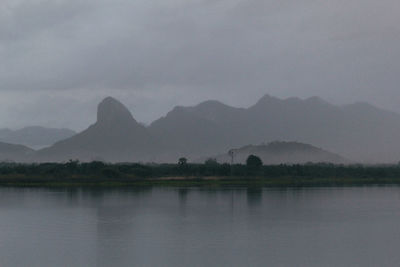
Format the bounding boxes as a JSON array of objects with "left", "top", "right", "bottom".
[
  {"left": 0, "top": 142, "right": 35, "bottom": 162},
  {"left": 210, "top": 141, "right": 348, "bottom": 165}
]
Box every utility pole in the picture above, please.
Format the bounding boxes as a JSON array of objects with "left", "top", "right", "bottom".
[{"left": 228, "top": 149, "right": 235, "bottom": 176}]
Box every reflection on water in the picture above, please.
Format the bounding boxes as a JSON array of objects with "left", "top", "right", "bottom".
[
  {"left": 1, "top": 186, "right": 400, "bottom": 266},
  {"left": 247, "top": 187, "right": 262, "bottom": 206}
]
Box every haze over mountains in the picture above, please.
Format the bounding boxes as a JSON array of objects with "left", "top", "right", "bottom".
[
  {"left": 1, "top": 94, "right": 400, "bottom": 163},
  {"left": 0, "top": 126, "right": 75, "bottom": 149},
  {"left": 0, "top": 142, "right": 34, "bottom": 162},
  {"left": 149, "top": 94, "right": 400, "bottom": 163}
]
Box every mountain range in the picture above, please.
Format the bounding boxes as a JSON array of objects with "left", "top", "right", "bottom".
[
  {"left": 1, "top": 94, "right": 400, "bottom": 163},
  {"left": 149, "top": 95, "right": 400, "bottom": 163}
]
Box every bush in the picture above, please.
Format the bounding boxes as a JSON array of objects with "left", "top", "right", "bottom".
[{"left": 246, "top": 155, "right": 263, "bottom": 168}]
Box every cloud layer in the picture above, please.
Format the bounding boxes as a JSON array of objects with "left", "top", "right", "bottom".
[{"left": 1, "top": 0, "right": 400, "bottom": 129}]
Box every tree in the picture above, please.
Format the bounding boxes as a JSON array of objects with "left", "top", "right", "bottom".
[
  {"left": 65, "top": 159, "right": 79, "bottom": 173},
  {"left": 205, "top": 158, "right": 218, "bottom": 166},
  {"left": 246, "top": 155, "right": 263, "bottom": 168},
  {"left": 178, "top": 157, "right": 188, "bottom": 166}
]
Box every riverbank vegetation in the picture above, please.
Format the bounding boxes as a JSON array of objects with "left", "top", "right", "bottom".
[{"left": 1, "top": 159, "right": 400, "bottom": 186}]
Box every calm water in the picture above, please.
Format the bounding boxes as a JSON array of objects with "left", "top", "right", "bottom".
[{"left": 1, "top": 186, "right": 400, "bottom": 266}]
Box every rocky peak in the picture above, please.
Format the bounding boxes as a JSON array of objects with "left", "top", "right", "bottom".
[{"left": 97, "top": 97, "right": 137, "bottom": 126}]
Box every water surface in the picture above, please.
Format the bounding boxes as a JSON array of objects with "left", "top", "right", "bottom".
[{"left": 1, "top": 186, "right": 400, "bottom": 266}]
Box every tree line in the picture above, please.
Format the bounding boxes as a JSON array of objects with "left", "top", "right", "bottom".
[{"left": 1, "top": 155, "right": 400, "bottom": 181}]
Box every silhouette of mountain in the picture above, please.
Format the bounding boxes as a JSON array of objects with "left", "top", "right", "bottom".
[
  {"left": 2, "top": 94, "right": 400, "bottom": 163},
  {"left": 149, "top": 100, "right": 248, "bottom": 159},
  {"left": 36, "top": 97, "right": 160, "bottom": 162},
  {"left": 0, "top": 126, "right": 76, "bottom": 149},
  {"left": 0, "top": 142, "right": 34, "bottom": 162},
  {"left": 150, "top": 94, "right": 400, "bottom": 163},
  {"left": 209, "top": 141, "right": 347, "bottom": 165}
]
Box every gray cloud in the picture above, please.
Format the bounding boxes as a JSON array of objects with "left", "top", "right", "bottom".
[{"left": 1, "top": 0, "right": 400, "bottom": 129}]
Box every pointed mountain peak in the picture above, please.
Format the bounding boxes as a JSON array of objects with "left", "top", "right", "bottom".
[{"left": 97, "top": 97, "right": 137, "bottom": 125}]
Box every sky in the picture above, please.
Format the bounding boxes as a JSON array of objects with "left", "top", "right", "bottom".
[{"left": 1, "top": 0, "right": 400, "bottom": 130}]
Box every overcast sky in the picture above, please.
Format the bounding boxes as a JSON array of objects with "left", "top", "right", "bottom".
[{"left": 1, "top": 0, "right": 400, "bottom": 130}]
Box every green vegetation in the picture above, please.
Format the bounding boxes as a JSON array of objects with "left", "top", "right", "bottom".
[
  {"left": 1, "top": 160, "right": 400, "bottom": 187},
  {"left": 178, "top": 157, "right": 188, "bottom": 166},
  {"left": 246, "top": 155, "right": 263, "bottom": 168}
]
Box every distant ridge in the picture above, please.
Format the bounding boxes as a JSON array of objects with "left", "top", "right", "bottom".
[
  {"left": 0, "top": 126, "right": 75, "bottom": 149},
  {"left": 0, "top": 141, "right": 34, "bottom": 162},
  {"left": 149, "top": 94, "right": 400, "bottom": 163},
  {"left": 2, "top": 94, "right": 400, "bottom": 163},
  {"left": 210, "top": 141, "right": 348, "bottom": 165}
]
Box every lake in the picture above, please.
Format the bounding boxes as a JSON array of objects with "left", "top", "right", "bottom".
[{"left": 1, "top": 186, "right": 400, "bottom": 266}]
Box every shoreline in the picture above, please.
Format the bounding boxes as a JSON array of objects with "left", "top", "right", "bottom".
[{"left": 1, "top": 176, "right": 400, "bottom": 187}]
